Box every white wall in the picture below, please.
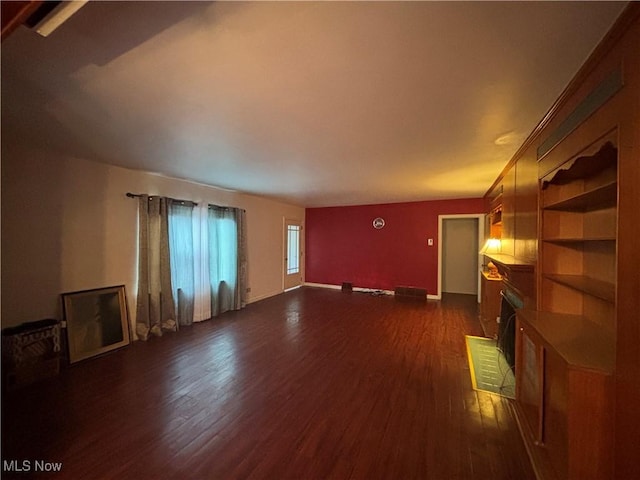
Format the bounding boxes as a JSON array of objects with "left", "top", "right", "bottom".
[{"left": 1, "top": 144, "right": 305, "bottom": 329}]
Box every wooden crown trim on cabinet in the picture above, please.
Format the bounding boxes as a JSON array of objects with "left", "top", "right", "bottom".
[{"left": 541, "top": 141, "right": 617, "bottom": 190}]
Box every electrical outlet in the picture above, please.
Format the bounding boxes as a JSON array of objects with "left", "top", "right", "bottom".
[{"left": 428, "top": 238, "right": 433, "bottom": 246}]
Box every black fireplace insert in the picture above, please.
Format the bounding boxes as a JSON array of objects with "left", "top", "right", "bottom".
[{"left": 497, "top": 289, "right": 522, "bottom": 373}]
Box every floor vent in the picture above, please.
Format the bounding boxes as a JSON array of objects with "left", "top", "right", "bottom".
[
  {"left": 394, "top": 286, "right": 427, "bottom": 300},
  {"left": 341, "top": 282, "right": 353, "bottom": 292}
]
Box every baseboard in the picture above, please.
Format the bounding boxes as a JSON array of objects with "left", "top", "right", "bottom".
[
  {"left": 284, "top": 285, "right": 302, "bottom": 293},
  {"left": 303, "top": 282, "right": 341, "bottom": 290},
  {"left": 304, "top": 282, "right": 394, "bottom": 296},
  {"left": 247, "top": 290, "right": 284, "bottom": 304},
  {"left": 307, "top": 282, "right": 439, "bottom": 300}
]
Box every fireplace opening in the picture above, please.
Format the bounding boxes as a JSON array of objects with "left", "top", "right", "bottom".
[{"left": 497, "top": 289, "right": 520, "bottom": 373}]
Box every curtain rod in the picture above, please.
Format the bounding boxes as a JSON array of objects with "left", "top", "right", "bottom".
[
  {"left": 126, "top": 192, "right": 198, "bottom": 206},
  {"left": 126, "top": 193, "right": 245, "bottom": 211}
]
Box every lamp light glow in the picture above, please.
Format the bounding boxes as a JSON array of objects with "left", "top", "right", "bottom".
[
  {"left": 480, "top": 238, "right": 502, "bottom": 278},
  {"left": 480, "top": 237, "right": 502, "bottom": 255}
]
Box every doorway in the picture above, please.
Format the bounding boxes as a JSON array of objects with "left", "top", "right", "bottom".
[
  {"left": 438, "top": 215, "right": 483, "bottom": 300},
  {"left": 283, "top": 219, "right": 302, "bottom": 291}
]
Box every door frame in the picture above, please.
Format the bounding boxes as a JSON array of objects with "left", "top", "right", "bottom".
[
  {"left": 437, "top": 214, "right": 485, "bottom": 302},
  {"left": 282, "top": 217, "right": 303, "bottom": 292}
]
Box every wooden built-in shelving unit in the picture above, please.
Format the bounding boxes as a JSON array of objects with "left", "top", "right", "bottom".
[
  {"left": 539, "top": 140, "right": 617, "bottom": 328},
  {"left": 514, "top": 138, "right": 618, "bottom": 479},
  {"left": 488, "top": 6, "right": 640, "bottom": 477}
]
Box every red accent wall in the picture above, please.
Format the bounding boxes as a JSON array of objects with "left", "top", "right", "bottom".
[{"left": 305, "top": 198, "right": 487, "bottom": 295}]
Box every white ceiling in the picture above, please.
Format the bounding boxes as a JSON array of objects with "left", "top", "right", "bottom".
[{"left": 1, "top": 1, "right": 628, "bottom": 207}]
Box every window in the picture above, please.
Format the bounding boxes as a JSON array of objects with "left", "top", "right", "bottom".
[
  {"left": 287, "top": 225, "right": 300, "bottom": 274},
  {"left": 135, "top": 195, "right": 247, "bottom": 338}
]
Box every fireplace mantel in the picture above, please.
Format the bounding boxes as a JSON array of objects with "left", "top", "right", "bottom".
[{"left": 485, "top": 253, "right": 535, "bottom": 307}]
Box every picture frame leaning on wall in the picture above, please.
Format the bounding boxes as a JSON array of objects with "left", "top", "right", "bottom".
[{"left": 61, "top": 285, "right": 131, "bottom": 364}]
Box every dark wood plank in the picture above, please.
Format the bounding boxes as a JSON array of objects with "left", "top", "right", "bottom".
[{"left": 2, "top": 288, "right": 534, "bottom": 479}]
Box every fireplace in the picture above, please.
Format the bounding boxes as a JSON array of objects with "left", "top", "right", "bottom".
[
  {"left": 497, "top": 288, "right": 522, "bottom": 372},
  {"left": 482, "top": 254, "right": 533, "bottom": 374}
]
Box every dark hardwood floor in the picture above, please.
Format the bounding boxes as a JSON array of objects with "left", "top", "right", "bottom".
[{"left": 2, "top": 287, "right": 534, "bottom": 479}]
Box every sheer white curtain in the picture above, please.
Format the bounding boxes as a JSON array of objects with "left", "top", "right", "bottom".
[
  {"left": 168, "top": 202, "right": 216, "bottom": 325},
  {"left": 168, "top": 201, "right": 195, "bottom": 326},
  {"left": 192, "top": 204, "right": 211, "bottom": 322},
  {"left": 167, "top": 203, "right": 247, "bottom": 323}
]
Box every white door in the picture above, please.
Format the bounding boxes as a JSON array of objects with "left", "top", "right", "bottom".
[
  {"left": 442, "top": 218, "right": 479, "bottom": 295},
  {"left": 284, "top": 220, "right": 302, "bottom": 290}
]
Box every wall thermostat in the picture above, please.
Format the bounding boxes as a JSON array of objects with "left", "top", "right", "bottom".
[{"left": 373, "top": 217, "right": 385, "bottom": 229}]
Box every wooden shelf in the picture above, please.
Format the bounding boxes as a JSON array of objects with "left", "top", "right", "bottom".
[
  {"left": 543, "top": 181, "right": 617, "bottom": 212},
  {"left": 517, "top": 309, "right": 615, "bottom": 373},
  {"left": 543, "top": 273, "right": 615, "bottom": 303}
]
